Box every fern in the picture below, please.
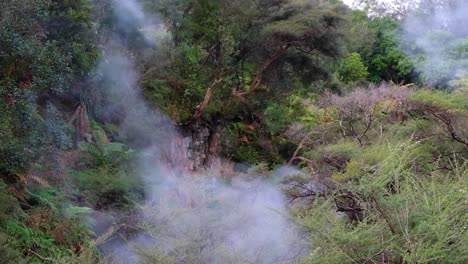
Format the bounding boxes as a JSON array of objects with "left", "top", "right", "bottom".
[
  {"left": 63, "top": 206, "right": 93, "bottom": 219},
  {"left": 0, "top": 232, "right": 26, "bottom": 264}
]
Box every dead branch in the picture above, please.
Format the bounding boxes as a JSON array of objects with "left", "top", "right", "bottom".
[
  {"left": 190, "top": 78, "right": 223, "bottom": 122},
  {"left": 288, "top": 131, "right": 317, "bottom": 165},
  {"left": 422, "top": 105, "right": 468, "bottom": 149}
]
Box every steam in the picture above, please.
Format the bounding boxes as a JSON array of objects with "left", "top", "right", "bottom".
[
  {"left": 92, "top": 0, "right": 307, "bottom": 263},
  {"left": 134, "top": 167, "right": 306, "bottom": 263},
  {"left": 94, "top": 44, "right": 175, "bottom": 149},
  {"left": 402, "top": 0, "right": 468, "bottom": 87},
  {"left": 112, "top": 0, "right": 162, "bottom": 45}
]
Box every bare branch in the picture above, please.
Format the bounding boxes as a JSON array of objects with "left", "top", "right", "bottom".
[{"left": 189, "top": 78, "right": 224, "bottom": 123}]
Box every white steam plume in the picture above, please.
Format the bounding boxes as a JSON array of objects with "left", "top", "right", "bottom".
[
  {"left": 112, "top": 0, "right": 163, "bottom": 45},
  {"left": 93, "top": 1, "right": 308, "bottom": 263},
  {"left": 402, "top": 0, "right": 468, "bottom": 87}
]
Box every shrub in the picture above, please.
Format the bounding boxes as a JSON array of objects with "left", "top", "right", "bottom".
[
  {"left": 299, "top": 144, "right": 468, "bottom": 264},
  {"left": 72, "top": 141, "right": 143, "bottom": 209},
  {"left": 338, "top": 52, "right": 369, "bottom": 83}
]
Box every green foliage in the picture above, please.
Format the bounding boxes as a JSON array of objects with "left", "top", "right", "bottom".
[
  {"left": 5, "top": 220, "right": 61, "bottom": 259},
  {"left": 316, "top": 141, "right": 359, "bottom": 161},
  {"left": 232, "top": 144, "right": 264, "bottom": 164},
  {"left": 0, "top": 232, "right": 28, "bottom": 264},
  {"left": 282, "top": 84, "right": 468, "bottom": 264},
  {"left": 1, "top": 0, "right": 468, "bottom": 262},
  {"left": 349, "top": 15, "right": 414, "bottom": 82},
  {"left": 0, "top": 180, "right": 94, "bottom": 263},
  {"left": 300, "top": 198, "right": 391, "bottom": 264},
  {"left": 0, "top": 180, "right": 24, "bottom": 224},
  {"left": 300, "top": 145, "right": 468, "bottom": 264},
  {"left": 0, "top": 0, "right": 98, "bottom": 175},
  {"left": 0, "top": 101, "right": 74, "bottom": 174},
  {"left": 412, "top": 89, "right": 468, "bottom": 112},
  {"left": 264, "top": 94, "right": 307, "bottom": 134},
  {"left": 72, "top": 137, "right": 143, "bottom": 209},
  {"left": 136, "top": 0, "right": 356, "bottom": 166},
  {"left": 338, "top": 52, "right": 369, "bottom": 83},
  {"left": 48, "top": 0, "right": 99, "bottom": 75},
  {"left": 142, "top": 0, "right": 349, "bottom": 121},
  {"left": 332, "top": 159, "right": 364, "bottom": 182},
  {"left": 52, "top": 251, "right": 102, "bottom": 264}
]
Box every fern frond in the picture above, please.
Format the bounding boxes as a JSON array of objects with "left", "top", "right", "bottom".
[{"left": 24, "top": 175, "right": 51, "bottom": 188}]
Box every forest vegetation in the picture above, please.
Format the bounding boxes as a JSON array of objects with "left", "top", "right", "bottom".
[{"left": 0, "top": 0, "right": 467, "bottom": 263}]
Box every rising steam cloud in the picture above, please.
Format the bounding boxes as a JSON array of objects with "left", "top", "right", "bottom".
[
  {"left": 93, "top": 1, "right": 307, "bottom": 263},
  {"left": 402, "top": 0, "right": 468, "bottom": 87},
  {"left": 112, "top": 0, "right": 162, "bottom": 45}
]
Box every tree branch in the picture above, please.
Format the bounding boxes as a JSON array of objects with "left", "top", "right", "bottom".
[
  {"left": 190, "top": 78, "right": 223, "bottom": 123},
  {"left": 233, "top": 45, "right": 289, "bottom": 97}
]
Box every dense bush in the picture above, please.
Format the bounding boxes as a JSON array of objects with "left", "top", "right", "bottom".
[
  {"left": 1, "top": 0, "right": 467, "bottom": 263},
  {"left": 71, "top": 136, "right": 143, "bottom": 209},
  {"left": 281, "top": 84, "right": 468, "bottom": 264}
]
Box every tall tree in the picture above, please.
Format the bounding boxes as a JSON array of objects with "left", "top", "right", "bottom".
[{"left": 146, "top": 0, "right": 349, "bottom": 123}]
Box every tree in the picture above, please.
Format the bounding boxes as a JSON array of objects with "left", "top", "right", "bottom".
[
  {"left": 0, "top": 0, "right": 73, "bottom": 174},
  {"left": 357, "top": 0, "right": 419, "bottom": 18},
  {"left": 339, "top": 9, "right": 415, "bottom": 83},
  {"left": 365, "top": 16, "right": 414, "bottom": 82},
  {"left": 146, "top": 0, "right": 349, "bottom": 123},
  {"left": 47, "top": 0, "right": 99, "bottom": 75},
  {"left": 338, "top": 52, "right": 369, "bottom": 83}
]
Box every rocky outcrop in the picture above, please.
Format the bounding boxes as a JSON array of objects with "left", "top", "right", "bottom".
[{"left": 181, "top": 122, "right": 223, "bottom": 171}]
